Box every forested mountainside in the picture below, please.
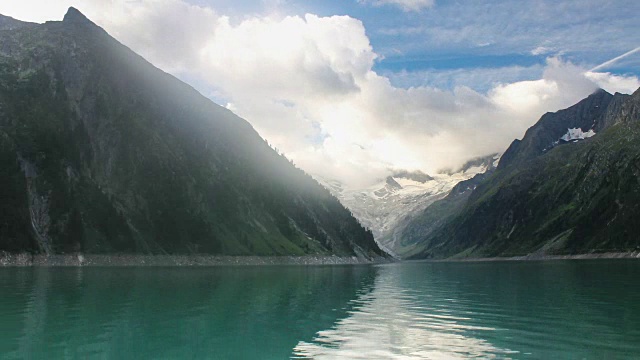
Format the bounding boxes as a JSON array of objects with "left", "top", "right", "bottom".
[
  {"left": 403, "top": 88, "right": 640, "bottom": 259},
  {"left": 0, "top": 8, "right": 384, "bottom": 258}
]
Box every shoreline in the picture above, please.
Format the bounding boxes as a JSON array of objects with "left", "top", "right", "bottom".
[
  {"left": 0, "top": 253, "right": 391, "bottom": 267},
  {"left": 2, "top": 251, "right": 638, "bottom": 267},
  {"left": 422, "top": 251, "right": 640, "bottom": 263}
]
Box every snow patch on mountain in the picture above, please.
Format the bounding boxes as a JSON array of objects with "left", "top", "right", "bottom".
[
  {"left": 561, "top": 128, "right": 596, "bottom": 141},
  {"left": 492, "top": 153, "right": 502, "bottom": 168}
]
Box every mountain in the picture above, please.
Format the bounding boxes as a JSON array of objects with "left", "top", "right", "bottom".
[
  {"left": 316, "top": 154, "right": 498, "bottom": 257},
  {"left": 498, "top": 89, "right": 629, "bottom": 169},
  {"left": 0, "top": 14, "right": 35, "bottom": 31},
  {"left": 0, "top": 8, "right": 384, "bottom": 258},
  {"left": 405, "top": 88, "right": 640, "bottom": 259},
  {"left": 397, "top": 164, "right": 498, "bottom": 258}
]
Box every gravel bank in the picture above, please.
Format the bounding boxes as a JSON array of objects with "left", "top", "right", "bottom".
[
  {"left": 0, "top": 253, "right": 391, "bottom": 267},
  {"left": 424, "top": 251, "right": 640, "bottom": 262}
]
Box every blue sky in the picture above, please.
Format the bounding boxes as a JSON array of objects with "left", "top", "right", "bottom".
[
  {"left": 183, "top": 0, "right": 640, "bottom": 90},
  {"left": 1, "top": 0, "right": 639, "bottom": 185}
]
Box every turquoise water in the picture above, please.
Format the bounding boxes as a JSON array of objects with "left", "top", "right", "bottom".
[{"left": 1, "top": 260, "right": 639, "bottom": 359}]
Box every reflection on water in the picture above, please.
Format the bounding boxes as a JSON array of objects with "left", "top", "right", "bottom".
[
  {"left": 0, "top": 266, "right": 377, "bottom": 359},
  {"left": 294, "top": 260, "right": 640, "bottom": 359},
  {"left": 293, "top": 263, "right": 515, "bottom": 359},
  {"left": 1, "top": 261, "right": 640, "bottom": 359}
]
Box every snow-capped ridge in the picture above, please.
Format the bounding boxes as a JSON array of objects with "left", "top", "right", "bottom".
[{"left": 314, "top": 153, "right": 501, "bottom": 253}]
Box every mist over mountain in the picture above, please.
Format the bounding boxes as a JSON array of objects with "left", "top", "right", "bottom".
[
  {"left": 404, "top": 87, "right": 640, "bottom": 259},
  {"left": 1, "top": 3, "right": 640, "bottom": 359},
  {"left": 317, "top": 155, "right": 498, "bottom": 257},
  {"left": 0, "top": 8, "right": 384, "bottom": 258}
]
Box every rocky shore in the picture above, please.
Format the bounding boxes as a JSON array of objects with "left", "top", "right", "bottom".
[
  {"left": 0, "top": 252, "right": 391, "bottom": 267},
  {"left": 2, "top": 251, "right": 637, "bottom": 267},
  {"left": 432, "top": 251, "right": 640, "bottom": 262}
]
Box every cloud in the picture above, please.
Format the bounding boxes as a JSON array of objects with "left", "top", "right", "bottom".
[
  {"left": 0, "top": 0, "right": 219, "bottom": 73},
  {"left": 358, "top": 0, "right": 435, "bottom": 12},
  {"left": 531, "top": 46, "right": 554, "bottom": 56},
  {"left": 1, "top": 1, "right": 638, "bottom": 188},
  {"left": 370, "top": 0, "right": 640, "bottom": 74},
  {"left": 585, "top": 72, "right": 640, "bottom": 95},
  {"left": 102, "top": 1, "right": 219, "bottom": 73},
  {"left": 0, "top": 0, "right": 70, "bottom": 23},
  {"left": 382, "top": 64, "right": 545, "bottom": 92}
]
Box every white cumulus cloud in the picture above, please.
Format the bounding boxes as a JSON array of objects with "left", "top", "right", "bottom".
[
  {"left": 1, "top": 1, "right": 638, "bottom": 188},
  {"left": 585, "top": 72, "right": 640, "bottom": 94}
]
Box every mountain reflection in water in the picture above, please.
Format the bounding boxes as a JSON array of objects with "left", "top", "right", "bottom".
[
  {"left": 1, "top": 260, "right": 639, "bottom": 359},
  {"left": 294, "top": 260, "right": 640, "bottom": 359}
]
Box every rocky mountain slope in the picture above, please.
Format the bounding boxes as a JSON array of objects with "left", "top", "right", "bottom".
[
  {"left": 498, "top": 89, "right": 628, "bottom": 169},
  {"left": 0, "top": 8, "right": 384, "bottom": 258},
  {"left": 317, "top": 154, "right": 498, "bottom": 257},
  {"left": 405, "top": 88, "right": 640, "bottom": 259}
]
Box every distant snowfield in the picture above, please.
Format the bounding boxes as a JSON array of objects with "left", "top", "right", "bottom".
[{"left": 316, "top": 154, "right": 499, "bottom": 255}]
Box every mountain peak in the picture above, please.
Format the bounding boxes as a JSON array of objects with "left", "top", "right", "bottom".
[
  {"left": 586, "top": 88, "right": 610, "bottom": 100},
  {"left": 497, "top": 89, "right": 617, "bottom": 169},
  {"left": 592, "top": 87, "right": 609, "bottom": 95},
  {"left": 63, "top": 7, "right": 92, "bottom": 25},
  {"left": 0, "top": 11, "right": 385, "bottom": 258},
  {"left": 385, "top": 176, "right": 402, "bottom": 189}
]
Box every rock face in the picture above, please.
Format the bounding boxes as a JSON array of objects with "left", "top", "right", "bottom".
[
  {"left": 498, "top": 90, "right": 629, "bottom": 169},
  {"left": 317, "top": 155, "right": 498, "bottom": 257},
  {"left": 406, "top": 88, "right": 640, "bottom": 259},
  {"left": 398, "top": 166, "right": 497, "bottom": 258},
  {"left": 0, "top": 8, "right": 384, "bottom": 258}
]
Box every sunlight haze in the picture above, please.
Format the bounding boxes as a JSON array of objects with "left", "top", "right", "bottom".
[{"left": 3, "top": 0, "right": 638, "bottom": 187}]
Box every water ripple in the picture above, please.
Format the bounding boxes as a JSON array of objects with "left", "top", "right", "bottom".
[
  {"left": 293, "top": 260, "right": 640, "bottom": 359},
  {"left": 2, "top": 261, "right": 640, "bottom": 359}
]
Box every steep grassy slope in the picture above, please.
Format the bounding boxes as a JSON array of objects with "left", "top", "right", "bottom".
[
  {"left": 397, "top": 170, "right": 495, "bottom": 258},
  {"left": 0, "top": 9, "right": 384, "bottom": 257},
  {"left": 406, "top": 88, "right": 640, "bottom": 259}
]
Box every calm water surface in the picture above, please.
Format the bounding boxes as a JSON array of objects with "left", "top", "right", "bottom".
[{"left": 1, "top": 260, "right": 639, "bottom": 359}]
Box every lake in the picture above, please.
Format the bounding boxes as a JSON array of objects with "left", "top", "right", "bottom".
[{"left": 1, "top": 260, "right": 639, "bottom": 359}]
